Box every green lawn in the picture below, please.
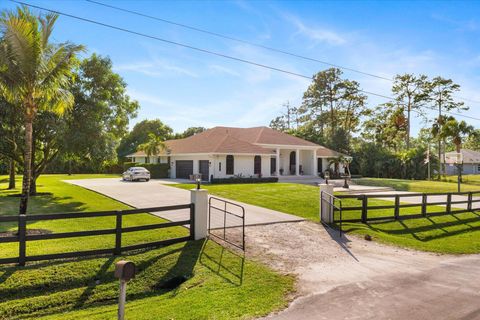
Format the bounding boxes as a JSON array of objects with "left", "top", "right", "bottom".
[
  {"left": 353, "top": 176, "right": 480, "bottom": 193},
  {"left": 0, "top": 175, "right": 293, "bottom": 319},
  {"left": 174, "top": 183, "right": 480, "bottom": 254}
]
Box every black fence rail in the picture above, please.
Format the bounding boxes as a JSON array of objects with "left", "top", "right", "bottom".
[
  {"left": 320, "top": 191, "right": 343, "bottom": 236},
  {"left": 208, "top": 197, "right": 245, "bottom": 251},
  {"left": 334, "top": 191, "right": 480, "bottom": 223},
  {"left": 0, "top": 204, "right": 194, "bottom": 266}
]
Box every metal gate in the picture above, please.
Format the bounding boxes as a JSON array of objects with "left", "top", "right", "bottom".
[
  {"left": 208, "top": 197, "right": 245, "bottom": 251},
  {"left": 320, "top": 191, "right": 343, "bottom": 237}
]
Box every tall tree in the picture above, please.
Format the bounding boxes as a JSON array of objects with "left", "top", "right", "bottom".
[
  {"left": 427, "top": 77, "right": 467, "bottom": 175},
  {"left": 117, "top": 119, "right": 172, "bottom": 159},
  {"left": 391, "top": 74, "right": 429, "bottom": 149},
  {"left": 137, "top": 133, "right": 166, "bottom": 160},
  {"left": 0, "top": 6, "right": 83, "bottom": 214},
  {"left": 463, "top": 129, "right": 480, "bottom": 150},
  {"left": 0, "top": 99, "right": 22, "bottom": 189},
  {"left": 174, "top": 126, "right": 206, "bottom": 139}
]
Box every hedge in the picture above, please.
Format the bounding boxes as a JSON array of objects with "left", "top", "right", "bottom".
[
  {"left": 211, "top": 177, "right": 278, "bottom": 184},
  {"left": 123, "top": 162, "right": 170, "bottom": 179}
]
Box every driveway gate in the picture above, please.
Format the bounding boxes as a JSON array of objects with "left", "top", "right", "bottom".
[
  {"left": 320, "top": 191, "right": 343, "bottom": 237},
  {"left": 208, "top": 197, "right": 245, "bottom": 251}
]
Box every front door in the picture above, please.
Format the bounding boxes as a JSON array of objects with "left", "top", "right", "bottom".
[
  {"left": 270, "top": 157, "right": 276, "bottom": 175},
  {"left": 289, "top": 151, "right": 296, "bottom": 175},
  {"left": 199, "top": 160, "right": 209, "bottom": 181},
  {"left": 317, "top": 158, "right": 323, "bottom": 173}
]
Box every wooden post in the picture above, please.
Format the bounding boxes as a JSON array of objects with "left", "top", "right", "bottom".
[
  {"left": 115, "top": 211, "right": 122, "bottom": 255},
  {"left": 118, "top": 279, "right": 127, "bottom": 320},
  {"left": 421, "top": 194, "right": 427, "bottom": 217},
  {"left": 361, "top": 195, "right": 368, "bottom": 223},
  {"left": 467, "top": 192, "right": 473, "bottom": 212},
  {"left": 446, "top": 193, "right": 452, "bottom": 214},
  {"left": 18, "top": 214, "right": 26, "bottom": 266},
  {"left": 394, "top": 195, "right": 400, "bottom": 220}
]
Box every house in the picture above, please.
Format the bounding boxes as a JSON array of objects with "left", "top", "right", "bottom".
[
  {"left": 126, "top": 126, "right": 349, "bottom": 181},
  {"left": 444, "top": 149, "right": 480, "bottom": 175}
]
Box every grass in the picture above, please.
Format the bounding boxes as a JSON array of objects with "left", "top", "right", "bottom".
[
  {"left": 174, "top": 183, "right": 480, "bottom": 254},
  {"left": 0, "top": 175, "right": 293, "bottom": 319},
  {"left": 353, "top": 176, "right": 480, "bottom": 193}
]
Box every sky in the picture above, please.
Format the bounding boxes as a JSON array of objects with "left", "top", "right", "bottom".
[{"left": 2, "top": 0, "right": 480, "bottom": 134}]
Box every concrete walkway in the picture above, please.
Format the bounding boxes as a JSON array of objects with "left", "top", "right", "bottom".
[{"left": 65, "top": 178, "right": 304, "bottom": 229}]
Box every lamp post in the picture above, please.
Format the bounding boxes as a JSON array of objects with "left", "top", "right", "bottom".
[{"left": 196, "top": 177, "right": 201, "bottom": 190}]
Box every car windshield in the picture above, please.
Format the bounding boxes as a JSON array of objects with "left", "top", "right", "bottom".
[{"left": 131, "top": 168, "right": 147, "bottom": 172}]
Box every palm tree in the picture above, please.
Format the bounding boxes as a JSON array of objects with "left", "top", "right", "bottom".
[
  {"left": 433, "top": 117, "right": 475, "bottom": 182},
  {"left": 137, "top": 133, "right": 166, "bottom": 162},
  {"left": 0, "top": 6, "right": 84, "bottom": 214}
]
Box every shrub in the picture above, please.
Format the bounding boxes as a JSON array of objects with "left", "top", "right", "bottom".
[
  {"left": 141, "top": 163, "right": 170, "bottom": 179},
  {"left": 123, "top": 162, "right": 138, "bottom": 171},
  {"left": 211, "top": 177, "right": 278, "bottom": 184}
]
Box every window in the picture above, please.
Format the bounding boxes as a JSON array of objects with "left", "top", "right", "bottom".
[
  {"left": 254, "top": 155, "right": 261, "bottom": 174},
  {"left": 219, "top": 162, "right": 222, "bottom": 172},
  {"left": 145, "top": 156, "right": 150, "bottom": 164},
  {"left": 478, "top": 164, "right": 480, "bottom": 172},
  {"left": 226, "top": 155, "right": 234, "bottom": 175}
]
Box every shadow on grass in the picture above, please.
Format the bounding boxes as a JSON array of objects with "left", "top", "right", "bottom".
[
  {"left": 199, "top": 239, "right": 244, "bottom": 286},
  {"left": 343, "top": 211, "right": 480, "bottom": 243}
]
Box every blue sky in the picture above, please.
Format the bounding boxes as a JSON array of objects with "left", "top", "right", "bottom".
[{"left": 3, "top": 0, "right": 480, "bottom": 134}]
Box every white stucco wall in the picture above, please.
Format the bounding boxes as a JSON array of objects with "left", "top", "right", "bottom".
[
  {"left": 446, "top": 163, "right": 480, "bottom": 175},
  {"left": 170, "top": 155, "right": 214, "bottom": 179}
]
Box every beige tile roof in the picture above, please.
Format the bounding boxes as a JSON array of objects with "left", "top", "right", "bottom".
[
  {"left": 445, "top": 149, "right": 480, "bottom": 163},
  {"left": 127, "top": 126, "right": 348, "bottom": 157},
  {"left": 317, "top": 148, "right": 349, "bottom": 158}
]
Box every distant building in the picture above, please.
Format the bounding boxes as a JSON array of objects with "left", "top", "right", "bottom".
[{"left": 444, "top": 149, "right": 480, "bottom": 175}]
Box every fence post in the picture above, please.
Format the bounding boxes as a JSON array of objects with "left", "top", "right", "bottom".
[
  {"left": 421, "top": 194, "right": 427, "bottom": 217},
  {"left": 361, "top": 195, "right": 368, "bottom": 223},
  {"left": 18, "top": 214, "right": 26, "bottom": 266},
  {"left": 189, "top": 203, "right": 195, "bottom": 239},
  {"left": 114, "top": 211, "right": 122, "bottom": 255},
  {"left": 319, "top": 184, "right": 334, "bottom": 223},
  {"left": 394, "top": 195, "right": 400, "bottom": 220},
  {"left": 190, "top": 189, "right": 208, "bottom": 240},
  {"left": 467, "top": 192, "right": 473, "bottom": 212},
  {"left": 446, "top": 193, "right": 452, "bottom": 214}
]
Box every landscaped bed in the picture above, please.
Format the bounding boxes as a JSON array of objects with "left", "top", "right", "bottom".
[
  {"left": 174, "top": 182, "right": 480, "bottom": 254},
  {"left": 0, "top": 175, "right": 293, "bottom": 319}
]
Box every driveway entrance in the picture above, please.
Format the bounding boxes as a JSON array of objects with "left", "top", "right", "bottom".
[{"left": 65, "top": 178, "right": 304, "bottom": 228}]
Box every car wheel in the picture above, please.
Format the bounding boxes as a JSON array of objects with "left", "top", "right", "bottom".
[{"left": 146, "top": 178, "right": 150, "bottom": 182}]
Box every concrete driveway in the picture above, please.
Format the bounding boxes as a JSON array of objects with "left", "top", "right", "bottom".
[{"left": 65, "top": 178, "right": 303, "bottom": 229}]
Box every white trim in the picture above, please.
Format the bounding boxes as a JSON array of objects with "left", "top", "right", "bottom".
[{"left": 255, "top": 143, "right": 322, "bottom": 150}]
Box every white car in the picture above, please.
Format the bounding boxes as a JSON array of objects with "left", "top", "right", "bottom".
[{"left": 122, "top": 167, "right": 151, "bottom": 182}]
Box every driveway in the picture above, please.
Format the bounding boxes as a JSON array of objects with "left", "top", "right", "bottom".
[
  {"left": 65, "top": 178, "right": 304, "bottom": 228},
  {"left": 244, "top": 221, "right": 480, "bottom": 320}
]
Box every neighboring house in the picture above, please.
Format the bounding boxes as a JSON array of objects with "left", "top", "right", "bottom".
[
  {"left": 444, "top": 149, "right": 480, "bottom": 175},
  {"left": 127, "top": 126, "right": 349, "bottom": 181}
]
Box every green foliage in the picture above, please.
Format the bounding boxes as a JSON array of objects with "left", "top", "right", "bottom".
[
  {"left": 174, "top": 126, "right": 206, "bottom": 139},
  {"left": 137, "top": 133, "right": 166, "bottom": 157},
  {"left": 117, "top": 119, "right": 173, "bottom": 159},
  {"left": 122, "top": 162, "right": 138, "bottom": 171},
  {"left": 140, "top": 163, "right": 170, "bottom": 178}
]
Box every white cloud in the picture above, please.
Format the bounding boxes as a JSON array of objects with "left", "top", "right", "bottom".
[
  {"left": 115, "top": 59, "right": 198, "bottom": 78},
  {"left": 283, "top": 13, "right": 346, "bottom": 46},
  {"left": 208, "top": 64, "right": 241, "bottom": 77}
]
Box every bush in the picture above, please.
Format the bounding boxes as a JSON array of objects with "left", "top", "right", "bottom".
[
  {"left": 123, "top": 162, "right": 138, "bottom": 171},
  {"left": 211, "top": 177, "right": 278, "bottom": 184},
  {"left": 122, "top": 162, "right": 169, "bottom": 178},
  {"left": 141, "top": 163, "right": 170, "bottom": 179}
]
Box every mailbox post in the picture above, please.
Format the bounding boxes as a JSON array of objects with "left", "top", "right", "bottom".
[{"left": 115, "top": 260, "right": 136, "bottom": 320}]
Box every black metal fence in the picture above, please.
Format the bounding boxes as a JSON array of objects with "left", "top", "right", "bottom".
[
  {"left": 0, "top": 204, "right": 194, "bottom": 266},
  {"left": 208, "top": 197, "right": 245, "bottom": 251},
  {"left": 334, "top": 191, "right": 480, "bottom": 223}
]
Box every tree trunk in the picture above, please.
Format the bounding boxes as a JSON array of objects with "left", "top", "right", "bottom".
[
  {"left": 20, "top": 116, "right": 33, "bottom": 215},
  {"left": 29, "top": 131, "right": 37, "bottom": 195},
  {"left": 8, "top": 159, "right": 15, "bottom": 189}
]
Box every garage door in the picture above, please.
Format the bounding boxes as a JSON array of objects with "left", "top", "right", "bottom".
[{"left": 176, "top": 160, "right": 193, "bottom": 179}]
